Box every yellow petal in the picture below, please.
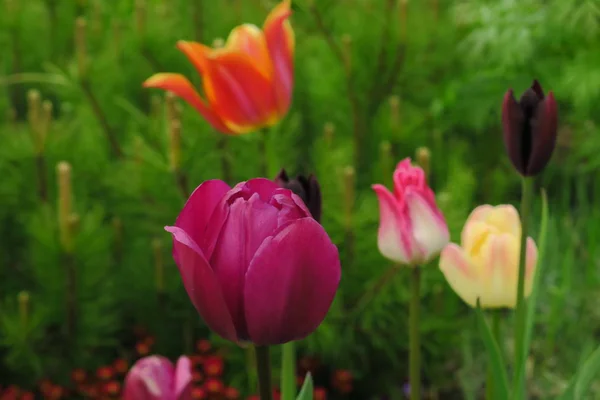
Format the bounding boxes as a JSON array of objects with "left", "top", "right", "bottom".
[
  {"left": 225, "top": 24, "right": 272, "bottom": 79},
  {"left": 439, "top": 244, "right": 480, "bottom": 308}
]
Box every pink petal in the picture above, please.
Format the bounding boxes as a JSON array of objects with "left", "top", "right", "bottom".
[
  {"left": 123, "top": 356, "right": 174, "bottom": 400},
  {"left": 372, "top": 184, "right": 414, "bottom": 264},
  {"left": 244, "top": 218, "right": 341, "bottom": 345},
  {"left": 174, "top": 180, "right": 231, "bottom": 254},
  {"left": 165, "top": 226, "right": 238, "bottom": 342},
  {"left": 404, "top": 189, "right": 449, "bottom": 262},
  {"left": 209, "top": 193, "right": 280, "bottom": 340},
  {"left": 174, "top": 356, "right": 193, "bottom": 400}
]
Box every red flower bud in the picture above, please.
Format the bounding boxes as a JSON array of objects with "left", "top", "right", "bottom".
[
  {"left": 314, "top": 387, "right": 327, "bottom": 400},
  {"left": 20, "top": 392, "right": 35, "bottom": 400},
  {"left": 196, "top": 339, "right": 212, "bottom": 354},
  {"left": 502, "top": 80, "right": 558, "bottom": 176},
  {"left": 113, "top": 358, "right": 129, "bottom": 375},
  {"left": 96, "top": 366, "right": 114, "bottom": 381},
  {"left": 203, "top": 356, "right": 224, "bottom": 377},
  {"left": 136, "top": 342, "right": 150, "bottom": 357},
  {"left": 103, "top": 381, "right": 121, "bottom": 396},
  {"left": 191, "top": 387, "right": 207, "bottom": 399},
  {"left": 71, "top": 368, "right": 87, "bottom": 384},
  {"left": 224, "top": 387, "right": 240, "bottom": 400},
  {"left": 203, "top": 378, "right": 224, "bottom": 395},
  {"left": 192, "top": 370, "right": 205, "bottom": 383}
]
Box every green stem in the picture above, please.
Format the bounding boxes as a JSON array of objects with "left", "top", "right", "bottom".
[
  {"left": 281, "top": 341, "right": 297, "bottom": 400},
  {"left": 486, "top": 311, "right": 502, "bottom": 400},
  {"left": 409, "top": 267, "right": 421, "bottom": 400},
  {"left": 259, "top": 129, "right": 269, "bottom": 177},
  {"left": 513, "top": 177, "right": 534, "bottom": 395},
  {"left": 255, "top": 346, "right": 273, "bottom": 400}
]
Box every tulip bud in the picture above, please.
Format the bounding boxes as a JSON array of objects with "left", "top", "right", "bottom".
[
  {"left": 135, "top": 0, "right": 146, "bottom": 38},
  {"left": 18, "top": 291, "right": 30, "bottom": 327},
  {"left": 74, "top": 17, "right": 88, "bottom": 80},
  {"left": 57, "top": 161, "right": 74, "bottom": 252},
  {"left": 152, "top": 238, "right": 164, "bottom": 294},
  {"left": 501, "top": 80, "right": 558, "bottom": 176},
  {"left": 123, "top": 356, "right": 192, "bottom": 400},
  {"left": 341, "top": 34, "right": 352, "bottom": 73},
  {"left": 323, "top": 122, "right": 335, "bottom": 146},
  {"left": 389, "top": 95, "right": 400, "bottom": 129},
  {"left": 343, "top": 166, "right": 355, "bottom": 230},
  {"left": 168, "top": 119, "right": 182, "bottom": 172},
  {"left": 415, "top": 147, "right": 431, "bottom": 180},
  {"left": 274, "top": 169, "right": 322, "bottom": 223}
]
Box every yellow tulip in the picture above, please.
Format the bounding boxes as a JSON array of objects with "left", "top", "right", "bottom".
[{"left": 439, "top": 204, "right": 538, "bottom": 308}]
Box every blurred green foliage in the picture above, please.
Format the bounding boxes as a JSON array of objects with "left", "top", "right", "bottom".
[{"left": 2, "top": 0, "right": 600, "bottom": 398}]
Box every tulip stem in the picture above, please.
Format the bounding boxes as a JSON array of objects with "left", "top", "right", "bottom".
[
  {"left": 281, "top": 341, "right": 296, "bottom": 400},
  {"left": 409, "top": 266, "right": 421, "bottom": 400},
  {"left": 255, "top": 345, "right": 273, "bottom": 400},
  {"left": 486, "top": 311, "right": 502, "bottom": 400},
  {"left": 514, "top": 177, "right": 533, "bottom": 396}
]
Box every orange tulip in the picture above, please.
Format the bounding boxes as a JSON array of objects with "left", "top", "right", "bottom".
[{"left": 143, "top": 0, "right": 294, "bottom": 135}]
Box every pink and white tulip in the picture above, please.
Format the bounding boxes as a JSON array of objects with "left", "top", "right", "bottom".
[
  {"left": 123, "top": 356, "right": 192, "bottom": 400},
  {"left": 372, "top": 158, "right": 449, "bottom": 266},
  {"left": 439, "top": 205, "right": 538, "bottom": 308}
]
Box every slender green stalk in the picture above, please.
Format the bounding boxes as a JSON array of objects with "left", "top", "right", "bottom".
[
  {"left": 486, "top": 311, "right": 502, "bottom": 400},
  {"left": 513, "top": 177, "right": 534, "bottom": 396},
  {"left": 255, "top": 346, "right": 273, "bottom": 400},
  {"left": 409, "top": 267, "right": 421, "bottom": 400},
  {"left": 281, "top": 341, "right": 297, "bottom": 400}
]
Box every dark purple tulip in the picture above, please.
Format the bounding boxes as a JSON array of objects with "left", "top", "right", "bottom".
[
  {"left": 274, "top": 169, "right": 322, "bottom": 223},
  {"left": 502, "top": 80, "right": 558, "bottom": 176}
]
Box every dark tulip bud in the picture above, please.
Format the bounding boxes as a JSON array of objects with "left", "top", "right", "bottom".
[
  {"left": 502, "top": 80, "right": 558, "bottom": 176},
  {"left": 274, "top": 169, "right": 322, "bottom": 223}
]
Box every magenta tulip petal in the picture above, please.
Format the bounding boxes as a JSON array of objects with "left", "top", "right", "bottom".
[
  {"left": 244, "top": 218, "right": 341, "bottom": 345},
  {"left": 175, "top": 180, "right": 231, "bottom": 252},
  {"left": 209, "top": 193, "right": 279, "bottom": 338},
  {"left": 372, "top": 184, "right": 414, "bottom": 264},
  {"left": 174, "top": 356, "right": 193, "bottom": 399},
  {"left": 123, "top": 356, "right": 174, "bottom": 400},
  {"left": 244, "top": 178, "right": 281, "bottom": 199},
  {"left": 166, "top": 226, "right": 238, "bottom": 342}
]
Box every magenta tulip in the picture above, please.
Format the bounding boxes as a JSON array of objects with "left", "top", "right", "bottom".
[
  {"left": 123, "top": 356, "right": 192, "bottom": 400},
  {"left": 165, "top": 178, "right": 341, "bottom": 345},
  {"left": 372, "top": 158, "right": 449, "bottom": 266}
]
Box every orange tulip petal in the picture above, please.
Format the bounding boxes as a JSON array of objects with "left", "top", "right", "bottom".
[
  {"left": 143, "top": 73, "right": 232, "bottom": 134},
  {"left": 176, "top": 41, "right": 213, "bottom": 76},
  {"left": 226, "top": 24, "right": 272, "bottom": 79},
  {"left": 202, "top": 51, "right": 279, "bottom": 134},
  {"left": 263, "top": 0, "right": 294, "bottom": 115}
]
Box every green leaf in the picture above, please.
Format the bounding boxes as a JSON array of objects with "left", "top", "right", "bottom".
[
  {"left": 558, "top": 345, "right": 600, "bottom": 400},
  {"left": 475, "top": 302, "right": 510, "bottom": 400},
  {"left": 281, "top": 341, "right": 297, "bottom": 400},
  {"left": 513, "top": 189, "right": 550, "bottom": 399},
  {"left": 296, "top": 372, "right": 314, "bottom": 400}
]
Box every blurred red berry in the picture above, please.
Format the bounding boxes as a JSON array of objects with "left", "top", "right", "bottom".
[
  {"left": 189, "top": 354, "right": 204, "bottom": 368},
  {"left": 103, "top": 381, "right": 120, "bottom": 396},
  {"left": 48, "top": 385, "right": 65, "bottom": 400},
  {"left": 79, "top": 384, "right": 100, "bottom": 398},
  {"left": 192, "top": 370, "right": 204, "bottom": 384},
  {"left": 71, "top": 368, "right": 87, "bottom": 384},
  {"left": 132, "top": 325, "right": 148, "bottom": 338},
  {"left": 224, "top": 387, "right": 240, "bottom": 400},
  {"left": 96, "top": 366, "right": 114, "bottom": 381},
  {"left": 314, "top": 387, "right": 327, "bottom": 400},
  {"left": 196, "top": 339, "right": 212, "bottom": 354},
  {"left": 203, "top": 356, "right": 224, "bottom": 377},
  {"left": 20, "top": 392, "right": 34, "bottom": 400},
  {"left": 136, "top": 341, "right": 150, "bottom": 357},
  {"left": 144, "top": 335, "right": 156, "bottom": 347},
  {"left": 331, "top": 369, "right": 353, "bottom": 394},
  {"left": 113, "top": 358, "right": 129, "bottom": 375},
  {"left": 38, "top": 380, "right": 53, "bottom": 395},
  {"left": 191, "top": 387, "right": 207, "bottom": 399},
  {"left": 203, "top": 378, "right": 224, "bottom": 395}
]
